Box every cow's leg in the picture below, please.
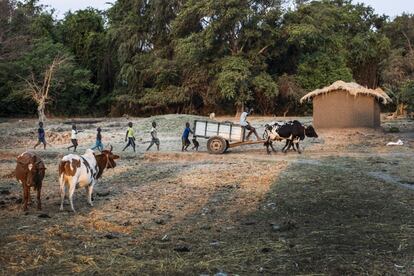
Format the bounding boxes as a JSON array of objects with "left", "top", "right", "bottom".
[
  {"left": 86, "top": 183, "right": 94, "bottom": 207},
  {"left": 270, "top": 141, "right": 277, "bottom": 152},
  {"left": 26, "top": 185, "right": 31, "bottom": 210},
  {"left": 287, "top": 139, "right": 297, "bottom": 151},
  {"left": 282, "top": 140, "right": 289, "bottom": 153},
  {"left": 290, "top": 141, "right": 296, "bottom": 151},
  {"left": 22, "top": 184, "right": 28, "bottom": 211},
  {"left": 296, "top": 142, "right": 302, "bottom": 154},
  {"left": 59, "top": 175, "right": 66, "bottom": 211},
  {"left": 68, "top": 179, "right": 77, "bottom": 212},
  {"left": 264, "top": 140, "right": 271, "bottom": 154},
  {"left": 68, "top": 181, "right": 77, "bottom": 212},
  {"left": 36, "top": 186, "right": 42, "bottom": 210},
  {"left": 282, "top": 140, "right": 290, "bottom": 153}
]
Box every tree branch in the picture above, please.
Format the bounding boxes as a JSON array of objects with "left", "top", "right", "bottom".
[
  {"left": 257, "top": 45, "right": 270, "bottom": 56},
  {"left": 402, "top": 31, "right": 413, "bottom": 54}
]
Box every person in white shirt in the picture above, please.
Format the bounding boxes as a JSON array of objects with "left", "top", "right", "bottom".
[
  {"left": 240, "top": 107, "right": 260, "bottom": 141},
  {"left": 67, "top": 124, "right": 82, "bottom": 152},
  {"left": 146, "top": 121, "right": 160, "bottom": 151}
]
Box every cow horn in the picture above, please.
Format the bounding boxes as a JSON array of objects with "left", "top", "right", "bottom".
[{"left": 109, "top": 145, "right": 113, "bottom": 152}]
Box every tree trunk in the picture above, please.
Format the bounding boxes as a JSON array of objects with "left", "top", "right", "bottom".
[
  {"left": 393, "top": 103, "right": 407, "bottom": 118},
  {"left": 37, "top": 102, "right": 46, "bottom": 123},
  {"left": 235, "top": 102, "right": 244, "bottom": 118}
]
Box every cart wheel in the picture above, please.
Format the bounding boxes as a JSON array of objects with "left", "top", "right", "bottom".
[{"left": 207, "top": 136, "right": 227, "bottom": 154}]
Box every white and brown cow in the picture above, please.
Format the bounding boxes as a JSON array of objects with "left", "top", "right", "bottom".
[{"left": 59, "top": 146, "right": 119, "bottom": 212}]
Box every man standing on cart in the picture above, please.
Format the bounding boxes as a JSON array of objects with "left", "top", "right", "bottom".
[{"left": 240, "top": 107, "right": 260, "bottom": 141}]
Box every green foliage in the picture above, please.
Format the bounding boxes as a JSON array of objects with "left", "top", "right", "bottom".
[
  {"left": 400, "top": 81, "right": 414, "bottom": 113},
  {"left": 14, "top": 39, "right": 97, "bottom": 115},
  {"left": 59, "top": 9, "right": 105, "bottom": 72},
  {"left": 251, "top": 72, "right": 279, "bottom": 114},
  {"left": 388, "top": 126, "right": 400, "bottom": 133},
  {"left": 217, "top": 56, "right": 252, "bottom": 104},
  {"left": 297, "top": 52, "right": 353, "bottom": 90},
  {"left": 0, "top": 0, "right": 413, "bottom": 116}
]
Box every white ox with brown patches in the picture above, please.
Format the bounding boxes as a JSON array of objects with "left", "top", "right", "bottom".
[{"left": 59, "top": 147, "right": 119, "bottom": 212}]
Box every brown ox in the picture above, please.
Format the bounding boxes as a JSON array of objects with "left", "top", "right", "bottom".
[
  {"left": 15, "top": 152, "right": 46, "bottom": 211},
  {"left": 59, "top": 146, "right": 119, "bottom": 212}
]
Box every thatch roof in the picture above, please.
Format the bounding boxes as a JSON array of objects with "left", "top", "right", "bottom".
[{"left": 300, "top": 81, "right": 392, "bottom": 104}]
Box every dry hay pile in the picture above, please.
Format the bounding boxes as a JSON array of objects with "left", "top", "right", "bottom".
[{"left": 46, "top": 132, "right": 71, "bottom": 144}]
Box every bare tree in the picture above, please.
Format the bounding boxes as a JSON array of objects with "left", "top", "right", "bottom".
[{"left": 20, "top": 55, "right": 67, "bottom": 122}]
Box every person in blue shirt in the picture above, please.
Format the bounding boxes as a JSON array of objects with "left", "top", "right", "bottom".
[
  {"left": 34, "top": 122, "right": 47, "bottom": 150},
  {"left": 181, "top": 122, "right": 193, "bottom": 152},
  {"left": 91, "top": 127, "right": 104, "bottom": 152}
]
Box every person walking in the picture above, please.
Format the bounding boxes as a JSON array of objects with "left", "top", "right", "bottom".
[
  {"left": 122, "top": 122, "right": 136, "bottom": 152},
  {"left": 181, "top": 122, "right": 193, "bottom": 152},
  {"left": 67, "top": 124, "right": 82, "bottom": 152},
  {"left": 146, "top": 121, "right": 160, "bottom": 151},
  {"left": 34, "top": 122, "right": 47, "bottom": 150},
  {"left": 91, "top": 127, "right": 104, "bottom": 152}
]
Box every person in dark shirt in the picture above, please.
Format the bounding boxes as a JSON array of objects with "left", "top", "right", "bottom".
[
  {"left": 34, "top": 122, "right": 47, "bottom": 150},
  {"left": 91, "top": 127, "right": 104, "bottom": 152},
  {"left": 181, "top": 122, "right": 193, "bottom": 152}
]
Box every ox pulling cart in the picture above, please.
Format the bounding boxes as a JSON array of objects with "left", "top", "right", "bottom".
[{"left": 193, "top": 120, "right": 265, "bottom": 154}]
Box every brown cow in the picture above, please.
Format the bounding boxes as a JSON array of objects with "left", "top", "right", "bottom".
[{"left": 15, "top": 152, "right": 46, "bottom": 211}]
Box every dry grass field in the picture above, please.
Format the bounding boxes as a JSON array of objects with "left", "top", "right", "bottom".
[{"left": 0, "top": 115, "right": 413, "bottom": 275}]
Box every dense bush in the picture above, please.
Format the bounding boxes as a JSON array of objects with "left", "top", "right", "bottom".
[{"left": 0, "top": 0, "right": 413, "bottom": 117}]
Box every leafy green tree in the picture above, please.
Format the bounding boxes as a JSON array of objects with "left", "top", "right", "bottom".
[
  {"left": 383, "top": 14, "right": 414, "bottom": 53},
  {"left": 381, "top": 14, "right": 414, "bottom": 116},
  {"left": 399, "top": 81, "right": 414, "bottom": 113},
  {"left": 297, "top": 52, "right": 353, "bottom": 90},
  {"left": 58, "top": 8, "right": 116, "bottom": 111},
  {"left": 6, "top": 39, "right": 96, "bottom": 118},
  {"left": 282, "top": 0, "right": 388, "bottom": 90},
  {"left": 0, "top": 0, "right": 412, "bottom": 117},
  {"left": 59, "top": 9, "right": 105, "bottom": 78},
  {"left": 217, "top": 56, "right": 252, "bottom": 109}
]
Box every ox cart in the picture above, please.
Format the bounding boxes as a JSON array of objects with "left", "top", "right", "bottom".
[{"left": 193, "top": 120, "right": 265, "bottom": 154}]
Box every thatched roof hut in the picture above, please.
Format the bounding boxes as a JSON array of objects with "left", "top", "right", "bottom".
[
  {"left": 301, "top": 81, "right": 392, "bottom": 128},
  {"left": 300, "top": 81, "right": 392, "bottom": 104}
]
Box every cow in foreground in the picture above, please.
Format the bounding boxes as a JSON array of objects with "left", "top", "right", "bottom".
[
  {"left": 15, "top": 152, "right": 46, "bottom": 211},
  {"left": 59, "top": 146, "right": 119, "bottom": 212},
  {"left": 263, "top": 120, "right": 318, "bottom": 154}
]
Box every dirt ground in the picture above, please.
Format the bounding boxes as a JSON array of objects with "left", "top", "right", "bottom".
[{"left": 0, "top": 115, "right": 413, "bottom": 275}]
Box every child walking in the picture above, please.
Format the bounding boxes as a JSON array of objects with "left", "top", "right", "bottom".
[
  {"left": 181, "top": 122, "right": 193, "bottom": 152},
  {"left": 67, "top": 124, "right": 82, "bottom": 152},
  {"left": 122, "top": 122, "right": 136, "bottom": 152},
  {"left": 146, "top": 121, "right": 160, "bottom": 151},
  {"left": 91, "top": 127, "right": 104, "bottom": 151},
  {"left": 34, "top": 122, "right": 47, "bottom": 150}
]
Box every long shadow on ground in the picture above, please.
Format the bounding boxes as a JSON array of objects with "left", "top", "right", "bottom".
[
  {"left": 1, "top": 156, "right": 414, "bottom": 275},
  {"left": 127, "top": 156, "right": 414, "bottom": 275}
]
